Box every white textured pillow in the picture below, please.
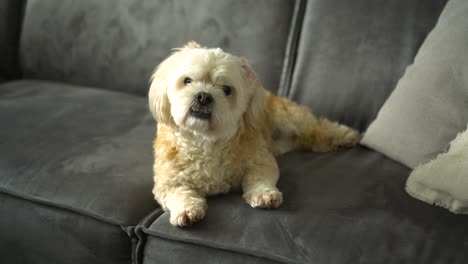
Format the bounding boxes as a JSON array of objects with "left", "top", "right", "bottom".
[
  {"left": 361, "top": 0, "right": 468, "bottom": 168},
  {"left": 406, "top": 124, "right": 468, "bottom": 214}
]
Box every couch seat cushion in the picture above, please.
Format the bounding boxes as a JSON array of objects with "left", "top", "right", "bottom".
[
  {"left": 0, "top": 80, "right": 156, "bottom": 226},
  {"left": 0, "top": 192, "right": 136, "bottom": 264},
  {"left": 140, "top": 147, "right": 468, "bottom": 264}
]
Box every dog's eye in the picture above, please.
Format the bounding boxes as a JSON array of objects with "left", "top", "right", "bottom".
[
  {"left": 222, "top": 85, "right": 232, "bottom": 96},
  {"left": 183, "top": 77, "right": 192, "bottom": 85}
]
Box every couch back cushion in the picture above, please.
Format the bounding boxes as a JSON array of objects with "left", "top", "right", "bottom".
[
  {"left": 19, "top": 0, "right": 296, "bottom": 95},
  {"left": 288, "top": 0, "right": 447, "bottom": 131},
  {"left": 0, "top": 0, "right": 24, "bottom": 79}
]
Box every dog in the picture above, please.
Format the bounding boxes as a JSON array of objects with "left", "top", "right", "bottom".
[{"left": 148, "top": 41, "right": 360, "bottom": 226}]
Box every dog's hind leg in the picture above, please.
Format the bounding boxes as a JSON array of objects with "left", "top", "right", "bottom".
[{"left": 266, "top": 92, "right": 360, "bottom": 155}]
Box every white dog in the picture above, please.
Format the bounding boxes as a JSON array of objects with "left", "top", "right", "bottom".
[{"left": 148, "top": 42, "right": 359, "bottom": 226}]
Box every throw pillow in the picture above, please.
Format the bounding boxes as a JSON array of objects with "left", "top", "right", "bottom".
[
  {"left": 360, "top": 0, "right": 468, "bottom": 168},
  {"left": 406, "top": 124, "right": 468, "bottom": 214}
]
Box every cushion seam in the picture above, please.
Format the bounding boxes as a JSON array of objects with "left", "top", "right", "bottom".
[
  {"left": 140, "top": 226, "right": 299, "bottom": 264},
  {"left": 0, "top": 186, "right": 130, "bottom": 227},
  {"left": 278, "top": 0, "right": 307, "bottom": 97},
  {"left": 133, "top": 209, "right": 165, "bottom": 264},
  {"left": 0, "top": 78, "right": 147, "bottom": 98},
  {"left": 141, "top": 237, "right": 285, "bottom": 264}
]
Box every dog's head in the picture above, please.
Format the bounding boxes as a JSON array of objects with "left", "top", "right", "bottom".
[{"left": 149, "top": 41, "right": 265, "bottom": 140}]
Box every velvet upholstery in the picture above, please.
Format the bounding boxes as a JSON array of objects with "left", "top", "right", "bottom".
[
  {"left": 0, "top": 80, "right": 157, "bottom": 226},
  {"left": 142, "top": 236, "right": 283, "bottom": 264},
  {"left": 0, "top": 192, "right": 132, "bottom": 264},
  {"left": 288, "top": 0, "right": 447, "bottom": 131},
  {"left": 19, "top": 0, "right": 296, "bottom": 96},
  {"left": 1, "top": 0, "right": 466, "bottom": 263},
  {"left": 140, "top": 147, "right": 468, "bottom": 264}
]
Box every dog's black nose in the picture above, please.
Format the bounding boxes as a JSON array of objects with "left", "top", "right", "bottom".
[{"left": 194, "top": 92, "right": 213, "bottom": 105}]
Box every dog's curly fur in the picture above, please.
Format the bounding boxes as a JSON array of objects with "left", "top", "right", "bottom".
[{"left": 148, "top": 41, "right": 360, "bottom": 226}]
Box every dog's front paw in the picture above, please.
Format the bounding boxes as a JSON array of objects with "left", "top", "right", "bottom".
[
  {"left": 243, "top": 187, "right": 283, "bottom": 209},
  {"left": 170, "top": 204, "right": 207, "bottom": 227}
]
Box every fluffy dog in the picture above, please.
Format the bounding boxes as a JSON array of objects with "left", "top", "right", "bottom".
[{"left": 148, "top": 41, "right": 359, "bottom": 226}]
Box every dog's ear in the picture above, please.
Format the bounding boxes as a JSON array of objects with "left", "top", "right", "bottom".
[
  {"left": 241, "top": 62, "right": 266, "bottom": 129},
  {"left": 148, "top": 59, "right": 172, "bottom": 124},
  {"left": 184, "top": 41, "right": 202, "bottom": 49}
]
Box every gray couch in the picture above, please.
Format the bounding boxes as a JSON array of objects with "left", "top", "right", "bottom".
[{"left": 1, "top": 0, "right": 467, "bottom": 263}]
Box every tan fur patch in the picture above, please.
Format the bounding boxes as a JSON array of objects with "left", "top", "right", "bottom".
[{"left": 149, "top": 43, "right": 360, "bottom": 226}]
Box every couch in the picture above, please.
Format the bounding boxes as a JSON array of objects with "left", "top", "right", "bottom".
[{"left": 1, "top": 0, "right": 467, "bottom": 263}]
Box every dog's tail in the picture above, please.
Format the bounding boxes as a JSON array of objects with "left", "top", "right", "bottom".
[{"left": 265, "top": 92, "right": 360, "bottom": 155}]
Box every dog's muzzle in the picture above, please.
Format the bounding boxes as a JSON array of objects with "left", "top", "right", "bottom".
[{"left": 190, "top": 92, "right": 213, "bottom": 119}]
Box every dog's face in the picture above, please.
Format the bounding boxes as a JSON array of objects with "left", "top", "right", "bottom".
[{"left": 149, "top": 42, "right": 265, "bottom": 140}]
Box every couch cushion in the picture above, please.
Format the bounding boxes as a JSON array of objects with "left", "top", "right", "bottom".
[
  {"left": 361, "top": 0, "right": 468, "bottom": 169},
  {"left": 139, "top": 147, "right": 468, "bottom": 264},
  {"left": 0, "top": 80, "right": 156, "bottom": 226},
  {"left": 0, "top": 192, "right": 132, "bottom": 264},
  {"left": 0, "top": 0, "right": 24, "bottom": 79},
  {"left": 288, "top": 0, "right": 447, "bottom": 131},
  {"left": 20, "top": 0, "right": 296, "bottom": 96}
]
